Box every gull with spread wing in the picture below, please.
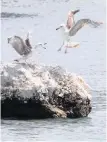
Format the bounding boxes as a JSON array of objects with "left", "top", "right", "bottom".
[
  {"left": 56, "top": 9, "right": 103, "bottom": 53},
  {"left": 8, "top": 33, "right": 47, "bottom": 61}
]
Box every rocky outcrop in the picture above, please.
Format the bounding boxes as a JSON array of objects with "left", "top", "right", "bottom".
[{"left": 1, "top": 62, "right": 92, "bottom": 119}]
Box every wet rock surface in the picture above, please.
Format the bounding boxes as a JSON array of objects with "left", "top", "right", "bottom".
[{"left": 1, "top": 62, "right": 92, "bottom": 119}]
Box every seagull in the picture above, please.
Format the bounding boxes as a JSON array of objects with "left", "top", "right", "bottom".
[
  {"left": 8, "top": 33, "right": 47, "bottom": 61},
  {"left": 56, "top": 9, "right": 103, "bottom": 53}
]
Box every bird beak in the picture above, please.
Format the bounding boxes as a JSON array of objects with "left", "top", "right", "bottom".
[
  {"left": 56, "top": 26, "right": 61, "bottom": 30},
  {"left": 43, "top": 43, "right": 47, "bottom": 49},
  {"left": 72, "top": 9, "right": 80, "bottom": 15}
]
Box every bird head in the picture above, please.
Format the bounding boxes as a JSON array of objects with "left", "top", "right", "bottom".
[{"left": 71, "top": 9, "right": 80, "bottom": 15}]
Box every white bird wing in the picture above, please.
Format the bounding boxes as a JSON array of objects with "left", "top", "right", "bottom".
[{"left": 69, "top": 19, "right": 102, "bottom": 36}]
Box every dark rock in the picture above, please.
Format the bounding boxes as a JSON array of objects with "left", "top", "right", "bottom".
[{"left": 0, "top": 62, "right": 92, "bottom": 119}]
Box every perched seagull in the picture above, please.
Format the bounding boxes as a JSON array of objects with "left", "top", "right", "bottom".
[
  {"left": 8, "top": 33, "right": 47, "bottom": 61},
  {"left": 56, "top": 9, "right": 103, "bottom": 53}
]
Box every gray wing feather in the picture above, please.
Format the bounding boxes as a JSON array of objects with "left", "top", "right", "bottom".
[
  {"left": 69, "top": 19, "right": 102, "bottom": 36},
  {"left": 14, "top": 36, "right": 31, "bottom": 55}
]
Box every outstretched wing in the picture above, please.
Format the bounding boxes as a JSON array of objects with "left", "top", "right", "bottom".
[
  {"left": 11, "top": 36, "right": 25, "bottom": 55},
  {"left": 13, "top": 36, "right": 31, "bottom": 55},
  {"left": 69, "top": 19, "right": 102, "bottom": 36},
  {"left": 66, "top": 11, "right": 75, "bottom": 29},
  {"left": 25, "top": 33, "right": 32, "bottom": 49}
]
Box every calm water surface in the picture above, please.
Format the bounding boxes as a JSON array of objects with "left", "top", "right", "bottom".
[{"left": 1, "top": 0, "right": 106, "bottom": 141}]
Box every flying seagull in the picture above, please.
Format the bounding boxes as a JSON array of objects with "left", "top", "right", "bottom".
[
  {"left": 8, "top": 33, "right": 47, "bottom": 61},
  {"left": 56, "top": 9, "right": 103, "bottom": 53}
]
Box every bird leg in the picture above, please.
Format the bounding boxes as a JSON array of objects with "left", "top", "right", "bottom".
[
  {"left": 57, "top": 41, "right": 64, "bottom": 51},
  {"left": 14, "top": 54, "right": 29, "bottom": 63},
  {"left": 64, "top": 39, "right": 71, "bottom": 53},
  {"left": 22, "top": 54, "right": 33, "bottom": 63},
  {"left": 64, "top": 46, "right": 68, "bottom": 54}
]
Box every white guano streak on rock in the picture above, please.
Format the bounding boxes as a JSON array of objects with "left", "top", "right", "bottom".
[{"left": 0, "top": 62, "right": 91, "bottom": 100}]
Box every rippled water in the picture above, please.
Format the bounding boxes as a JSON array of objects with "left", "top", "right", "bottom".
[{"left": 1, "top": 0, "right": 106, "bottom": 141}]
